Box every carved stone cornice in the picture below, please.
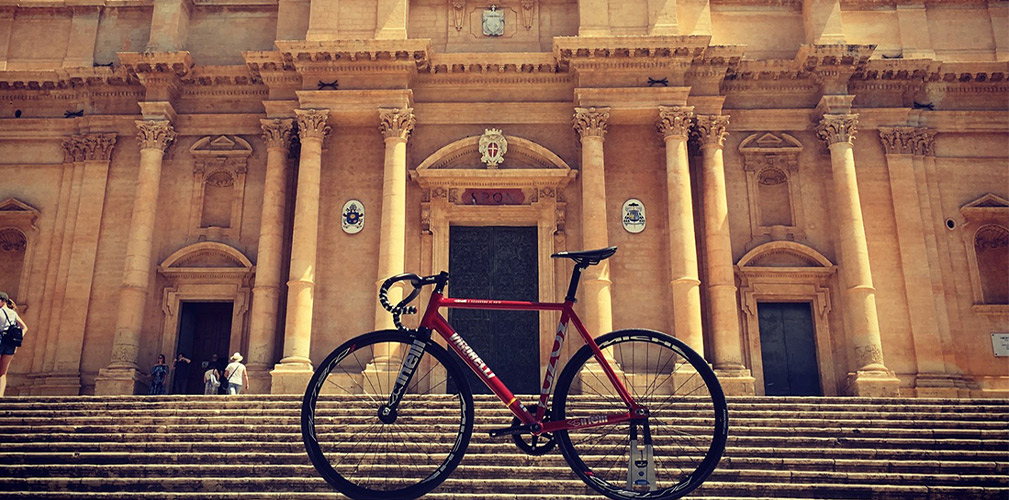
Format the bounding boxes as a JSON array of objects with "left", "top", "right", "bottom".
[
  {"left": 816, "top": 114, "right": 858, "bottom": 147},
  {"left": 692, "top": 115, "right": 730, "bottom": 148},
  {"left": 912, "top": 128, "right": 936, "bottom": 156},
  {"left": 260, "top": 119, "right": 295, "bottom": 150},
  {"left": 572, "top": 107, "right": 610, "bottom": 141},
  {"left": 62, "top": 133, "right": 117, "bottom": 162},
  {"left": 295, "top": 109, "right": 331, "bottom": 141},
  {"left": 135, "top": 120, "right": 177, "bottom": 151},
  {"left": 878, "top": 126, "right": 916, "bottom": 155},
  {"left": 379, "top": 107, "right": 416, "bottom": 141},
  {"left": 656, "top": 105, "right": 694, "bottom": 139}
]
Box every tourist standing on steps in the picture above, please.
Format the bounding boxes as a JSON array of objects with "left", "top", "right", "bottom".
[
  {"left": 172, "top": 352, "right": 192, "bottom": 394},
  {"left": 203, "top": 363, "right": 220, "bottom": 395},
  {"left": 0, "top": 292, "right": 27, "bottom": 397},
  {"left": 149, "top": 354, "right": 169, "bottom": 395},
  {"left": 224, "top": 352, "right": 249, "bottom": 395}
]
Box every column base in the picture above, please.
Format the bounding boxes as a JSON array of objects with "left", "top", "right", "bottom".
[
  {"left": 94, "top": 366, "right": 146, "bottom": 395},
  {"left": 245, "top": 364, "right": 273, "bottom": 395},
  {"left": 714, "top": 367, "right": 756, "bottom": 396},
  {"left": 29, "top": 373, "right": 83, "bottom": 396},
  {"left": 269, "top": 361, "right": 314, "bottom": 395},
  {"left": 845, "top": 369, "right": 901, "bottom": 397}
]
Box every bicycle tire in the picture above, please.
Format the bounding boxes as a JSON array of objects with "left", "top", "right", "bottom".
[
  {"left": 302, "top": 330, "right": 475, "bottom": 500},
  {"left": 553, "top": 329, "right": 728, "bottom": 500}
]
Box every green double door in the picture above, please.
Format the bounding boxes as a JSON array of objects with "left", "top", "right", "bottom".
[
  {"left": 448, "top": 226, "right": 540, "bottom": 395},
  {"left": 757, "top": 302, "right": 822, "bottom": 396}
]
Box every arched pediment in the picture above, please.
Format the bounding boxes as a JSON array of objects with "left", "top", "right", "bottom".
[
  {"left": 737, "top": 241, "right": 833, "bottom": 269},
  {"left": 160, "top": 242, "right": 253, "bottom": 269},
  {"left": 416, "top": 134, "right": 570, "bottom": 171}
]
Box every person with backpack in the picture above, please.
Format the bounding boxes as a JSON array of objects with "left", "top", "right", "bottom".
[
  {"left": 203, "top": 363, "right": 220, "bottom": 395},
  {"left": 0, "top": 292, "right": 27, "bottom": 397},
  {"left": 223, "top": 352, "right": 249, "bottom": 395}
]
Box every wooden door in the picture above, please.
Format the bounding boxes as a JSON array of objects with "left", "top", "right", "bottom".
[{"left": 757, "top": 302, "right": 822, "bottom": 396}]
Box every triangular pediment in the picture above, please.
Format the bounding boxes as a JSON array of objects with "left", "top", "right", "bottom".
[
  {"left": 0, "top": 198, "right": 38, "bottom": 213},
  {"left": 190, "top": 135, "right": 252, "bottom": 156},
  {"left": 739, "top": 132, "right": 803, "bottom": 153},
  {"left": 962, "top": 193, "right": 1009, "bottom": 209}
]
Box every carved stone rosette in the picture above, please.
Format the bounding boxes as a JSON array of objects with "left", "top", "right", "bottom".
[
  {"left": 260, "top": 119, "right": 295, "bottom": 150},
  {"left": 62, "top": 133, "right": 117, "bottom": 162},
  {"left": 692, "top": 115, "right": 730, "bottom": 148},
  {"left": 878, "top": 126, "right": 916, "bottom": 155},
  {"left": 135, "top": 120, "right": 177, "bottom": 151},
  {"left": 657, "top": 105, "right": 694, "bottom": 139},
  {"left": 912, "top": 128, "right": 936, "bottom": 157},
  {"left": 295, "top": 109, "right": 332, "bottom": 141},
  {"left": 816, "top": 114, "right": 858, "bottom": 148},
  {"left": 379, "top": 107, "right": 416, "bottom": 141},
  {"left": 572, "top": 107, "right": 610, "bottom": 141}
]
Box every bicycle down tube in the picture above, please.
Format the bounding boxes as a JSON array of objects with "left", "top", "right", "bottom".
[{"left": 417, "top": 290, "right": 646, "bottom": 434}]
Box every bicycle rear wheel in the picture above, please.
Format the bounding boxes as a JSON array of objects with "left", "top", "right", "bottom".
[
  {"left": 553, "top": 329, "right": 727, "bottom": 500},
  {"left": 302, "top": 330, "right": 474, "bottom": 500}
]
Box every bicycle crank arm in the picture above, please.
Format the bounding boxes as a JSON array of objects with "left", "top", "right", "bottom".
[{"left": 488, "top": 422, "right": 542, "bottom": 438}]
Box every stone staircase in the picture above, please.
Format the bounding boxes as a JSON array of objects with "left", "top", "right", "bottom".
[{"left": 0, "top": 395, "right": 1006, "bottom": 499}]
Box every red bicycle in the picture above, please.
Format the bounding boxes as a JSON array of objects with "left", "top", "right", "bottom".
[{"left": 302, "top": 247, "right": 728, "bottom": 499}]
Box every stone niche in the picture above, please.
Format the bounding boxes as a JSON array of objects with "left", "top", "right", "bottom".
[
  {"left": 959, "top": 193, "right": 1009, "bottom": 314},
  {"left": 188, "top": 136, "right": 252, "bottom": 241},
  {"left": 738, "top": 132, "right": 806, "bottom": 249}
]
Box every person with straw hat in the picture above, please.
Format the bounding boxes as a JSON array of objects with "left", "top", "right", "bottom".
[{"left": 223, "top": 352, "right": 249, "bottom": 395}]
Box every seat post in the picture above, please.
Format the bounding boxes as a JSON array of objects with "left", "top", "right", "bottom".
[{"left": 565, "top": 263, "right": 588, "bottom": 302}]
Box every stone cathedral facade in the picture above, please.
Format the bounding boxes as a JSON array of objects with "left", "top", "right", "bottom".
[{"left": 0, "top": 0, "right": 1005, "bottom": 398}]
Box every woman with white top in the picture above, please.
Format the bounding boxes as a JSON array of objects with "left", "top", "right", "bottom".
[
  {"left": 223, "top": 352, "right": 249, "bottom": 395},
  {"left": 0, "top": 291, "right": 28, "bottom": 397}
]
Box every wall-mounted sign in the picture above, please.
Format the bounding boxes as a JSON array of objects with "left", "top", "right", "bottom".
[
  {"left": 992, "top": 332, "right": 1009, "bottom": 357},
  {"left": 462, "top": 188, "right": 525, "bottom": 205},
  {"left": 622, "top": 198, "right": 646, "bottom": 233},
  {"left": 341, "top": 200, "right": 364, "bottom": 234}
]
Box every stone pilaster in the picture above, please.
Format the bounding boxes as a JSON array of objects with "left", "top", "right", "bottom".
[
  {"left": 816, "top": 114, "right": 899, "bottom": 396},
  {"left": 96, "top": 122, "right": 175, "bottom": 395},
  {"left": 247, "top": 118, "right": 294, "bottom": 393},
  {"left": 657, "top": 105, "right": 704, "bottom": 353},
  {"left": 693, "top": 115, "right": 754, "bottom": 395},
  {"left": 573, "top": 107, "right": 614, "bottom": 338},
  {"left": 272, "top": 109, "right": 330, "bottom": 394}
]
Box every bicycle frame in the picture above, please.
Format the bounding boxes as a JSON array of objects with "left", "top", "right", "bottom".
[{"left": 416, "top": 290, "right": 647, "bottom": 435}]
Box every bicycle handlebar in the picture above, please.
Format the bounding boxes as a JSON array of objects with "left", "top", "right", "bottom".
[{"left": 379, "top": 273, "right": 441, "bottom": 332}]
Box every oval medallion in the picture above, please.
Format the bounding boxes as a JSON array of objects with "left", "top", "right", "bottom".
[
  {"left": 622, "top": 198, "right": 646, "bottom": 234},
  {"left": 341, "top": 199, "right": 365, "bottom": 234}
]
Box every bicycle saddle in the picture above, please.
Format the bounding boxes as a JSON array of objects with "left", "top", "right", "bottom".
[{"left": 550, "top": 246, "right": 617, "bottom": 266}]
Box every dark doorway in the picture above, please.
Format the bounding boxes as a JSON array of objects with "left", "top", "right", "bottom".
[
  {"left": 757, "top": 302, "right": 822, "bottom": 396},
  {"left": 176, "top": 302, "right": 233, "bottom": 394},
  {"left": 448, "top": 226, "right": 539, "bottom": 395}
]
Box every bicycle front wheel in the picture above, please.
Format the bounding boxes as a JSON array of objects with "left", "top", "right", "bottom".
[
  {"left": 302, "top": 330, "right": 474, "bottom": 500},
  {"left": 553, "top": 329, "right": 728, "bottom": 500}
]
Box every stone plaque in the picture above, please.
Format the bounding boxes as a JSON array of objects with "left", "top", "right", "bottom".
[
  {"left": 992, "top": 333, "right": 1009, "bottom": 357},
  {"left": 341, "top": 199, "right": 365, "bottom": 234}
]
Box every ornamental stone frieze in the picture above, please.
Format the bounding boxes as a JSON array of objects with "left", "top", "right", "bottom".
[
  {"left": 878, "top": 127, "right": 916, "bottom": 155},
  {"left": 692, "top": 115, "right": 730, "bottom": 148},
  {"left": 379, "top": 107, "right": 416, "bottom": 140},
  {"left": 295, "top": 109, "right": 331, "bottom": 141},
  {"left": 260, "top": 119, "right": 295, "bottom": 150},
  {"left": 135, "top": 121, "right": 177, "bottom": 151},
  {"left": 572, "top": 107, "right": 610, "bottom": 140},
  {"left": 656, "top": 105, "right": 694, "bottom": 139},
  {"left": 62, "top": 133, "right": 117, "bottom": 162},
  {"left": 816, "top": 114, "right": 858, "bottom": 147}
]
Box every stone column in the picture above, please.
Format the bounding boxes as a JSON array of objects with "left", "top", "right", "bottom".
[
  {"left": 271, "top": 109, "right": 330, "bottom": 394},
  {"left": 816, "top": 114, "right": 899, "bottom": 396},
  {"left": 693, "top": 115, "right": 754, "bottom": 394},
  {"left": 96, "top": 121, "right": 176, "bottom": 395},
  {"left": 373, "top": 108, "right": 415, "bottom": 332},
  {"left": 247, "top": 118, "right": 294, "bottom": 393},
  {"left": 572, "top": 107, "right": 613, "bottom": 338},
  {"left": 657, "top": 106, "right": 704, "bottom": 353}
]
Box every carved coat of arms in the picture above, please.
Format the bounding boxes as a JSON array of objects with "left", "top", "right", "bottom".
[
  {"left": 341, "top": 199, "right": 365, "bottom": 234},
  {"left": 622, "top": 198, "right": 646, "bottom": 233},
  {"left": 482, "top": 6, "right": 504, "bottom": 36},
  {"left": 478, "top": 128, "right": 508, "bottom": 168}
]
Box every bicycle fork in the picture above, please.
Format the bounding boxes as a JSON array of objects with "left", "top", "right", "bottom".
[
  {"left": 378, "top": 334, "right": 429, "bottom": 424},
  {"left": 628, "top": 422, "right": 657, "bottom": 492}
]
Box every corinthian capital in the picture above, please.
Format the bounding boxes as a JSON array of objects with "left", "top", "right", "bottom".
[
  {"left": 692, "top": 115, "right": 730, "bottom": 148},
  {"left": 379, "top": 107, "right": 416, "bottom": 140},
  {"left": 260, "top": 119, "right": 295, "bottom": 150},
  {"left": 878, "top": 126, "right": 916, "bottom": 155},
  {"left": 816, "top": 114, "right": 858, "bottom": 147},
  {"left": 572, "top": 107, "right": 610, "bottom": 141},
  {"left": 656, "top": 105, "right": 694, "bottom": 139},
  {"left": 295, "top": 109, "right": 332, "bottom": 141},
  {"left": 912, "top": 128, "right": 936, "bottom": 157},
  {"left": 135, "top": 120, "right": 176, "bottom": 151},
  {"left": 65, "top": 133, "right": 117, "bottom": 162}
]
